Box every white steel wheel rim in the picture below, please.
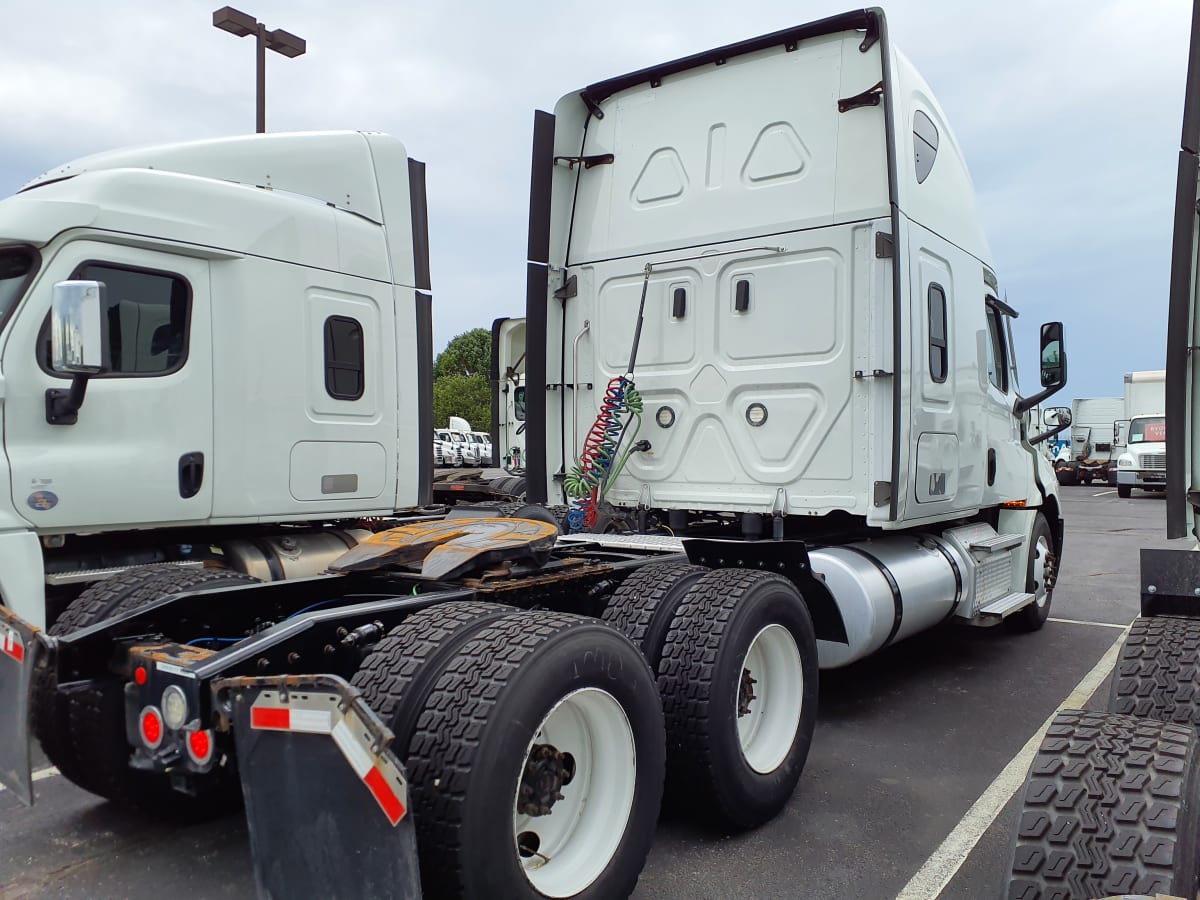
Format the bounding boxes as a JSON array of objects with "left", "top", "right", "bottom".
[
  {"left": 512, "top": 687, "right": 636, "bottom": 897},
  {"left": 736, "top": 624, "right": 804, "bottom": 774},
  {"left": 1033, "top": 535, "right": 1052, "bottom": 607}
]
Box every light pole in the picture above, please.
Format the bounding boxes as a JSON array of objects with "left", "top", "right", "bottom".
[{"left": 212, "top": 6, "right": 306, "bottom": 134}]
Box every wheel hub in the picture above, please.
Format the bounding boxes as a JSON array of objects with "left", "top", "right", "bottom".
[
  {"left": 738, "top": 667, "right": 758, "bottom": 717},
  {"left": 518, "top": 743, "right": 575, "bottom": 816}
]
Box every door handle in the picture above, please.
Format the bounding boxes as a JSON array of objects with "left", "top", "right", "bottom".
[{"left": 179, "top": 452, "right": 204, "bottom": 499}]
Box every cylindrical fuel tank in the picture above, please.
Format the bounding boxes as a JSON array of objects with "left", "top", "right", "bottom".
[
  {"left": 219, "top": 529, "right": 369, "bottom": 582},
  {"left": 809, "top": 534, "right": 965, "bottom": 668}
]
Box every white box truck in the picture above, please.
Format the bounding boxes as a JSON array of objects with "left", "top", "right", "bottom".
[
  {"left": 2, "top": 11, "right": 1072, "bottom": 899},
  {"left": 1115, "top": 369, "right": 1167, "bottom": 496}
]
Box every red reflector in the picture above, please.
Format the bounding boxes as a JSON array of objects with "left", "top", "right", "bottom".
[
  {"left": 134, "top": 666, "right": 147, "bottom": 686},
  {"left": 364, "top": 766, "right": 406, "bottom": 825},
  {"left": 450, "top": 484, "right": 465, "bottom": 491},
  {"left": 141, "top": 709, "right": 163, "bottom": 747},
  {"left": 251, "top": 706, "right": 291, "bottom": 730},
  {"left": 1, "top": 629, "right": 23, "bottom": 663},
  {"left": 188, "top": 729, "right": 213, "bottom": 764}
]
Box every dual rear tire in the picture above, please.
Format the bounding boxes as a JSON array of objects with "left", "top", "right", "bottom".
[
  {"left": 353, "top": 605, "right": 664, "bottom": 899},
  {"left": 603, "top": 563, "right": 819, "bottom": 830}
]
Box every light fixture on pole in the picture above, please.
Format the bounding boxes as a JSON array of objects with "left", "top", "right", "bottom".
[{"left": 212, "top": 6, "right": 306, "bottom": 134}]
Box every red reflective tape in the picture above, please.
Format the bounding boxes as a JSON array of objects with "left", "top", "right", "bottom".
[
  {"left": 1, "top": 633, "right": 22, "bottom": 663},
  {"left": 364, "top": 766, "right": 405, "bottom": 825},
  {"left": 450, "top": 484, "right": 465, "bottom": 491},
  {"left": 251, "top": 706, "right": 291, "bottom": 730}
]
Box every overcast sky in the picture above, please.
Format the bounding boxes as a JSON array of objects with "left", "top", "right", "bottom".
[{"left": 0, "top": 1, "right": 1191, "bottom": 402}]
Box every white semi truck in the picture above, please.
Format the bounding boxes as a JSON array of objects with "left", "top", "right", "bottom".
[
  {"left": 1114, "top": 369, "right": 1167, "bottom": 497},
  {"left": 0, "top": 131, "right": 434, "bottom": 632},
  {"left": 1055, "top": 395, "right": 1125, "bottom": 485},
  {"left": 491, "top": 316, "right": 528, "bottom": 474},
  {"left": 3, "top": 10, "right": 1070, "bottom": 899}
]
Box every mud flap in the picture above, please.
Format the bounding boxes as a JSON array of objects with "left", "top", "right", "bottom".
[
  {"left": 215, "top": 674, "right": 422, "bottom": 900},
  {"left": 0, "top": 606, "right": 48, "bottom": 806}
]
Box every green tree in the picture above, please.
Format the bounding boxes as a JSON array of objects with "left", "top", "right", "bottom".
[
  {"left": 433, "top": 374, "right": 491, "bottom": 430},
  {"left": 434, "top": 328, "right": 491, "bottom": 380},
  {"left": 433, "top": 329, "right": 493, "bottom": 430}
]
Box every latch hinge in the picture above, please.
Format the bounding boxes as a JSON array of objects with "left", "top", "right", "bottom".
[
  {"left": 873, "top": 481, "right": 892, "bottom": 508},
  {"left": 838, "top": 80, "right": 884, "bottom": 114},
  {"left": 553, "top": 154, "right": 614, "bottom": 170},
  {"left": 854, "top": 370, "right": 893, "bottom": 379},
  {"left": 554, "top": 275, "right": 578, "bottom": 301},
  {"left": 875, "top": 232, "right": 894, "bottom": 258}
]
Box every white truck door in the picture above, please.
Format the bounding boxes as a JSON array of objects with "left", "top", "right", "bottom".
[{"left": 3, "top": 243, "right": 213, "bottom": 529}]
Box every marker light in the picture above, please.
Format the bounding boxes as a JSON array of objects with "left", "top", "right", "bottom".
[
  {"left": 139, "top": 707, "right": 164, "bottom": 749},
  {"left": 187, "top": 729, "right": 215, "bottom": 766},
  {"left": 162, "top": 685, "right": 189, "bottom": 730},
  {"left": 746, "top": 403, "right": 768, "bottom": 427},
  {"left": 656, "top": 406, "right": 675, "bottom": 428},
  {"left": 134, "top": 666, "right": 147, "bottom": 686}
]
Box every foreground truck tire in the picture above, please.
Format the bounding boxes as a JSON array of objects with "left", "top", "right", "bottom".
[
  {"left": 384, "top": 610, "right": 664, "bottom": 899},
  {"left": 658, "top": 569, "right": 819, "bottom": 830},
  {"left": 34, "top": 565, "right": 258, "bottom": 807},
  {"left": 1005, "top": 710, "right": 1200, "bottom": 899},
  {"left": 1109, "top": 616, "right": 1200, "bottom": 726}
]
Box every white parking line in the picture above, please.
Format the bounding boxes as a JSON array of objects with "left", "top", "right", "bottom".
[
  {"left": 1046, "top": 616, "right": 1130, "bottom": 630},
  {"left": 895, "top": 627, "right": 1127, "bottom": 900},
  {"left": 1093, "top": 490, "right": 1117, "bottom": 497},
  {"left": 0, "top": 765, "right": 59, "bottom": 794}
]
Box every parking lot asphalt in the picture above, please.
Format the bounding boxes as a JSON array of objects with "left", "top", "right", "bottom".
[{"left": 0, "top": 485, "right": 1183, "bottom": 899}]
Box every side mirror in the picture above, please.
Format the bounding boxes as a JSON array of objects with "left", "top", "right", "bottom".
[
  {"left": 1043, "top": 406, "right": 1071, "bottom": 428},
  {"left": 1039, "top": 322, "right": 1065, "bottom": 388},
  {"left": 1015, "top": 321, "right": 1067, "bottom": 416},
  {"left": 1114, "top": 419, "right": 1130, "bottom": 445},
  {"left": 51, "top": 281, "right": 109, "bottom": 375},
  {"left": 46, "top": 280, "right": 109, "bottom": 425}
]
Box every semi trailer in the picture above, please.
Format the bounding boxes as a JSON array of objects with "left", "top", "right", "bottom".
[{"left": 3, "top": 9, "right": 1069, "bottom": 899}]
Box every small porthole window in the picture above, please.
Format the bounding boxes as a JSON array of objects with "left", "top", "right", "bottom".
[
  {"left": 324, "top": 315, "right": 364, "bottom": 400},
  {"left": 914, "top": 110, "right": 939, "bottom": 184}
]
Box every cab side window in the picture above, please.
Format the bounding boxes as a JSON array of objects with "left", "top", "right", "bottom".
[
  {"left": 984, "top": 304, "right": 1008, "bottom": 392},
  {"left": 41, "top": 263, "right": 190, "bottom": 376}
]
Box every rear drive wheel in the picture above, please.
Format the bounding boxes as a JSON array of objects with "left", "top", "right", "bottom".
[
  {"left": 657, "top": 568, "right": 818, "bottom": 830},
  {"left": 351, "top": 601, "right": 514, "bottom": 756},
  {"left": 404, "top": 611, "right": 664, "bottom": 899},
  {"left": 600, "top": 562, "right": 709, "bottom": 672},
  {"left": 1006, "top": 709, "right": 1200, "bottom": 899},
  {"left": 1006, "top": 513, "right": 1055, "bottom": 633},
  {"left": 1118, "top": 484, "right": 1132, "bottom": 498},
  {"left": 1109, "top": 616, "right": 1200, "bottom": 726},
  {"left": 35, "top": 565, "right": 258, "bottom": 809}
]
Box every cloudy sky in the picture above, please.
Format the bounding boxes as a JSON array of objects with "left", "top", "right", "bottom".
[{"left": 0, "top": 1, "right": 1191, "bottom": 401}]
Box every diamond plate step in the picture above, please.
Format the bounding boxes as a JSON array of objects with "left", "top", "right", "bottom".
[
  {"left": 974, "top": 591, "right": 1036, "bottom": 619},
  {"left": 967, "top": 533, "right": 1023, "bottom": 553}
]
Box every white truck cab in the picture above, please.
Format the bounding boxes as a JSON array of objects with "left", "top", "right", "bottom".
[
  {"left": 523, "top": 8, "right": 1067, "bottom": 655},
  {"left": 0, "top": 132, "right": 434, "bottom": 628},
  {"left": 1116, "top": 413, "right": 1167, "bottom": 496}
]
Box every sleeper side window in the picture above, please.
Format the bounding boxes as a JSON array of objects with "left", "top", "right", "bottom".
[
  {"left": 324, "top": 315, "right": 364, "bottom": 400},
  {"left": 928, "top": 283, "right": 948, "bottom": 383}
]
